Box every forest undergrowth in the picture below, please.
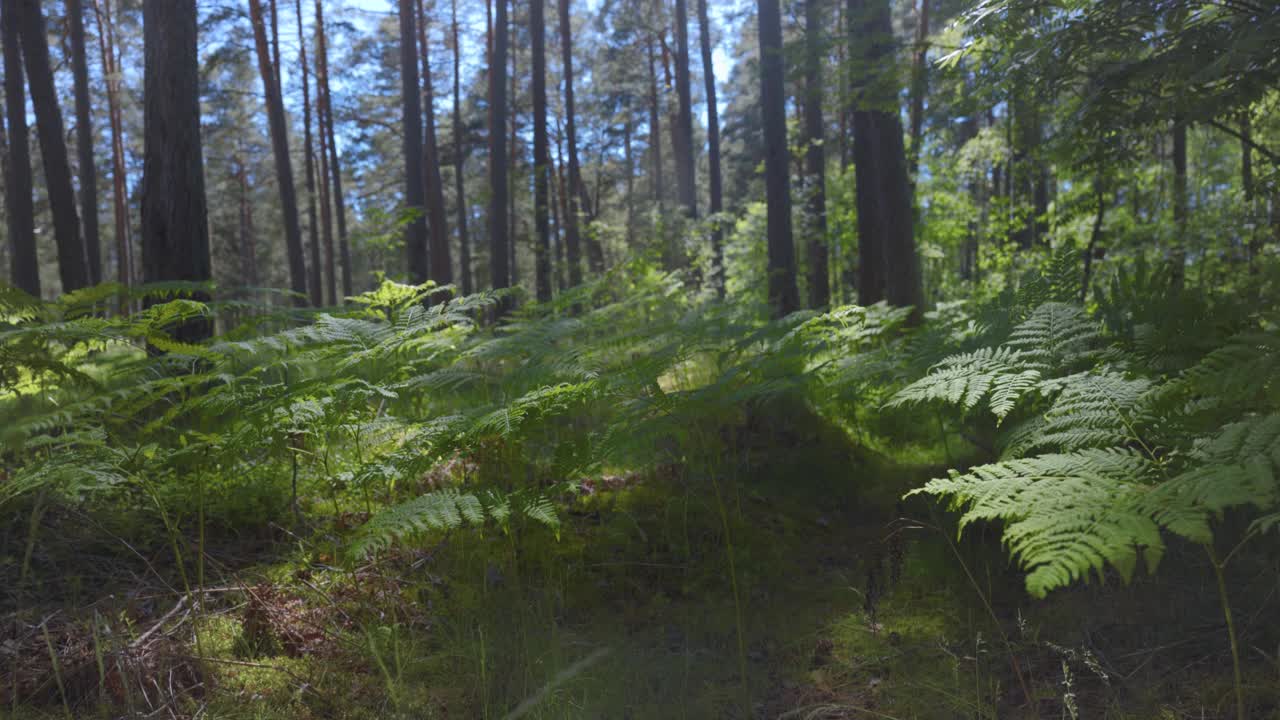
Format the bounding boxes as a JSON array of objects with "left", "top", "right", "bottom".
[{"left": 2, "top": 254, "right": 1278, "bottom": 719}]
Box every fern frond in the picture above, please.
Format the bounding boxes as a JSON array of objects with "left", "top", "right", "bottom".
[
  {"left": 348, "top": 487, "right": 559, "bottom": 558},
  {"left": 888, "top": 346, "right": 1041, "bottom": 420}
]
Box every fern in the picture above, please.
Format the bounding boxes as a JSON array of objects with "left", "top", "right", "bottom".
[{"left": 348, "top": 487, "right": 560, "bottom": 558}]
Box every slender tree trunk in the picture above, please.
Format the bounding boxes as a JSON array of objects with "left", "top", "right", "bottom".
[
  {"left": 850, "top": 0, "right": 921, "bottom": 316},
  {"left": 92, "top": 0, "right": 131, "bottom": 295},
  {"left": 553, "top": 123, "right": 568, "bottom": 291},
  {"left": 314, "top": 0, "right": 350, "bottom": 297},
  {"left": 1, "top": 0, "right": 37, "bottom": 296},
  {"left": 315, "top": 50, "right": 337, "bottom": 303},
  {"left": 296, "top": 0, "right": 322, "bottom": 305},
  {"left": 646, "top": 36, "right": 664, "bottom": 215},
  {"left": 531, "top": 0, "right": 551, "bottom": 301},
  {"left": 235, "top": 156, "right": 259, "bottom": 287},
  {"left": 508, "top": 34, "right": 518, "bottom": 287},
  {"left": 623, "top": 109, "right": 635, "bottom": 249},
  {"left": 489, "top": 0, "right": 510, "bottom": 294},
  {"left": 1081, "top": 179, "right": 1105, "bottom": 303},
  {"left": 558, "top": 0, "right": 583, "bottom": 285},
  {"left": 1172, "top": 119, "right": 1188, "bottom": 287},
  {"left": 697, "top": 0, "right": 723, "bottom": 297},
  {"left": 141, "top": 0, "right": 211, "bottom": 341},
  {"left": 417, "top": 0, "right": 453, "bottom": 289},
  {"left": 907, "top": 0, "right": 928, "bottom": 183},
  {"left": 803, "top": 0, "right": 829, "bottom": 308},
  {"left": 1242, "top": 114, "right": 1262, "bottom": 272},
  {"left": 67, "top": 0, "right": 101, "bottom": 285},
  {"left": 450, "top": 0, "right": 471, "bottom": 294},
  {"left": 757, "top": 0, "right": 799, "bottom": 317},
  {"left": 396, "top": 0, "right": 429, "bottom": 284},
  {"left": 18, "top": 0, "right": 87, "bottom": 293},
  {"left": 248, "top": 0, "right": 308, "bottom": 304},
  {"left": 672, "top": 0, "right": 696, "bottom": 219}
]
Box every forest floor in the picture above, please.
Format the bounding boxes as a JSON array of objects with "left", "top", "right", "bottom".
[{"left": 3, "top": 402, "right": 1271, "bottom": 719}]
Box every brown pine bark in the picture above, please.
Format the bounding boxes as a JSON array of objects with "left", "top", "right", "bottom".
[
  {"left": 697, "top": 0, "right": 723, "bottom": 297},
  {"left": 140, "top": 0, "right": 211, "bottom": 341},
  {"left": 1172, "top": 119, "right": 1188, "bottom": 287},
  {"left": 758, "top": 0, "right": 799, "bottom": 317},
  {"left": 296, "top": 0, "right": 322, "bottom": 305},
  {"left": 18, "top": 0, "right": 88, "bottom": 293},
  {"left": 67, "top": 0, "right": 101, "bottom": 285},
  {"left": 396, "top": 0, "right": 429, "bottom": 284},
  {"left": 672, "top": 0, "right": 696, "bottom": 219},
  {"left": 314, "top": 0, "right": 350, "bottom": 298},
  {"left": 532, "top": 0, "right": 551, "bottom": 301},
  {"left": 489, "top": 0, "right": 510, "bottom": 294},
  {"left": 1, "top": 0, "right": 37, "bottom": 296},
  {"left": 803, "top": 0, "right": 829, "bottom": 308},
  {"left": 91, "top": 0, "right": 131, "bottom": 294},
  {"left": 416, "top": 0, "right": 453, "bottom": 289},
  {"left": 248, "top": 0, "right": 308, "bottom": 304},
  {"left": 646, "top": 35, "right": 664, "bottom": 214},
  {"left": 450, "top": 0, "right": 471, "bottom": 294},
  {"left": 907, "top": 0, "right": 928, "bottom": 182},
  {"left": 558, "top": 0, "right": 584, "bottom": 284}
]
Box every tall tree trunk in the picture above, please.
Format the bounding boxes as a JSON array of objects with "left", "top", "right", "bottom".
[
  {"left": 1, "top": 0, "right": 37, "bottom": 296},
  {"left": 296, "top": 0, "right": 322, "bottom": 305},
  {"left": 697, "top": 0, "right": 723, "bottom": 297},
  {"left": 906, "top": 0, "right": 928, "bottom": 183},
  {"left": 531, "top": 0, "right": 551, "bottom": 301},
  {"left": 757, "top": 0, "right": 799, "bottom": 317},
  {"left": 234, "top": 155, "right": 259, "bottom": 287},
  {"left": 315, "top": 48, "right": 336, "bottom": 304},
  {"left": 850, "top": 0, "right": 921, "bottom": 315},
  {"left": 67, "top": 0, "right": 101, "bottom": 285},
  {"left": 553, "top": 123, "right": 568, "bottom": 292},
  {"left": 489, "top": 0, "right": 510, "bottom": 294},
  {"left": 803, "top": 0, "right": 829, "bottom": 308},
  {"left": 248, "top": 0, "right": 308, "bottom": 304},
  {"left": 417, "top": 0, "right": 453, "bottom": 289},
  {"left": 450, "top": 0, "right": 471, "bottom": 294},
  {"left": 18, "top": 0, "right": 87, "bottom": 293},
  {"left": 396, "top": 0, "right": 429, "bottom": 284},
  {"left": 646, "top": 36, "right": 664, "bottom": 215},
  {"left": 314, "top": 0, "right": 350, "bottom": 297},
  {"left": 92, "top": 0, "right": 131, "bottom": 295},
  {"left": 1172, "top": 119, "right": 1188, "bottom": 287},
  {"left": 672, "top": 0, "right": 696, "bottom": 219},
  {"left": 558, "top": 0, "right": 583, "bottom": 285},
  {"left": 1242, "top": 114, "right": 1261, "bottom": 272},
  {"left": 141, "top": 0, "right": 211, "bottom": 340},
  {"left": 508, "top": 32, "right": 518, "bottom": 287},
  {"left": 623, "top": 108, "right": 635, "bottom": 249}
]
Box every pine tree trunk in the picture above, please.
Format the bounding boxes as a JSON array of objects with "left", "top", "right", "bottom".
[
  {"left": 314, "top": 0, "right": 350, "bottom": 298},
  {"left": 248, "top": 0, "right": 308, "bottom": 304},
  {"left": 672, "top": 0, "right": 696, "bottom": 219},
  {"left": 623, "top": 110, "right": 635, "bottom": 249},
  {"left": 489, "top": 0, "right": 510, "bottom": 294},
  {"left": 450, "top": 0, "right": 471, "bottom": 295},
  {"left": 1172, "top": 119, "right": 1188, "bottom": 287},
  {"left": 417, "top": 0, "right": 453, "bottom": 289},
  {"left": 558, "top": 0, "right": 583, "bottom": 285},
  {"left": 907, "top": 0, "right": 928, "bottom": 183},
  {"left": 508, "top": 34, "right": 518, "bottom": 287},
  {"left": 316, "top": 78, "right": 336, "bottom": 303},
  {"left": 296, "top": 0, "right": 322, "bottom": 306},
  {"left": 531, "top": 0, "right": 551, "bottom": 302},
  {"left": 67, "top": 0, "right": 101, "bottom": 285},
  {"left": 92, "top": 0, "right": 131, "bottom": 295},
  {"left": 646, "top": 36, "right": 664, "bottom": 214},
  {"left": 803, "top": 0, "right": 829, "bottom": 308},
  {"left": 140, "top": 0, "right": 211, "bottom": 341},
  {"left": 697, "top": 0, "right": 723, "bottom": 297},
  {"left": 1, "top": 0, "right": 37, "bottom": 297},
  {"left": 396, "top": 0, "right": 429, "bottom": 284},
  {"left": 757, "top": 0, "right": 799, "bottom": 317},
  {"left": 235, "top": 156, "right": 259, "bottom": 287},
  {"left": 18, "top": 0, "right": 87, "bottom": 294}
]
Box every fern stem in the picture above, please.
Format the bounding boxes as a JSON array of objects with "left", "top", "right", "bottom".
[{"left": 1208, "top": 546, "right": 1247, "bottom": 720}]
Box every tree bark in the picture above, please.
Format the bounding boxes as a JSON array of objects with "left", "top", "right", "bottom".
[
  {"left": 646, "top": 35, "right": 664, "bottom": 215},
  {"left": 248, "top": 0, "right": 308, "bottom": 304},
  {"left": 558, "top": 0, "right": 584, "bottom": 284},
  {"left": 531, "top": 0, "right": 551, "bottom": 301},
  {"left": 757, "top": 0, "right": 799, "bottom": 317},
  {"left": 1172, "top": 119, "right": 1188, "bottom": 287},
  {"left": 234, "top": 155, "right": 259, "bottom": 287},
  {"left": 697, "top": 0, "right": 723, "bottom": 297},
  {"left": 314, "top": 0, "right": 350, "bottom": 298},
  {"left": 672, "top": 0, "right": 696, "bottom": 219},
  {"left": 314, "top": 36, "right": 337, "bottom": 304},
  {"left": 92, "top": 0, "right": 131, "bottom": 295},
  {"left": 489, "top": 0, "right": 510, "bottom": 294},
  {"left": 396, "top": 0, "right": 429, "bottom": 284},
  {"left": 417, "top": 0, "right": 453, "bottom": 289},
  {"left": 140, "top": 0, "right": 211, "bottom": 341},
  {"left": 449, "top": 0, "right": 471, "bottom": 295},
  {"left": 906, "top": 0, "right": 928, "bottom": 183},
  {"left": 1, "top": 0, "right": 37, "bottom": 296},
  {"left": 67, "top": 0, "right": 101, "bottom": 285},
  {"left": 18, "top": 0, "right": 87, "bottom": 293},
  {"left": 849, "top": 0, "right": 921, "bottom": 316},
  {"left": 803, "top": 0, "right": 829, "bottom": 308},
  {"left": 296, "top": 0, "right": 322, "bottom": 305}
]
